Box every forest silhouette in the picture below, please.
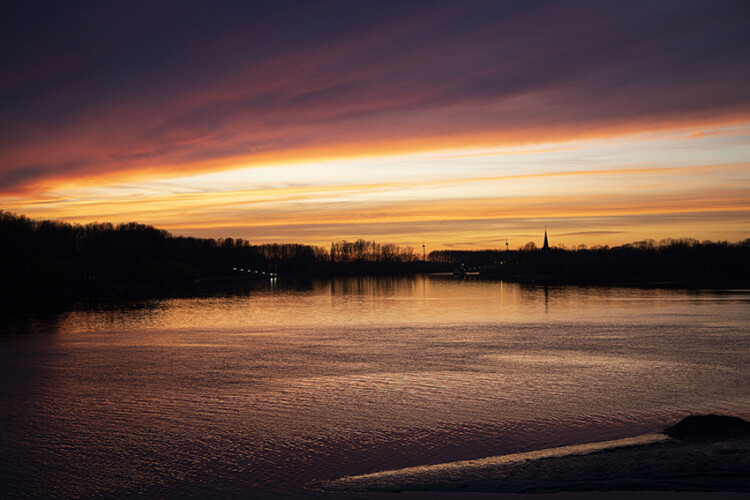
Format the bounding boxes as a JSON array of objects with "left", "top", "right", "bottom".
[
  {"left": 0, "top": 211, "right": 423, "bottom": 301},
  {"left": 1, "top": 210, "right": 748, "bottom": 304}
]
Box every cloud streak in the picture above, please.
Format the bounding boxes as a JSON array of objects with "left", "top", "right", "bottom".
[{"left": 2, "top": 1, "right": 750, "bottom": 192}]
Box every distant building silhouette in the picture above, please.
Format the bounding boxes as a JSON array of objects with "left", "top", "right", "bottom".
[{"left": 542, "top": 229, "right": 550, "bottom": 250}]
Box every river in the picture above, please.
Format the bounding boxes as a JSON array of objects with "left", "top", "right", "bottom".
[{"left": 1, "top": 276, "right": 748, "bottom": 498}]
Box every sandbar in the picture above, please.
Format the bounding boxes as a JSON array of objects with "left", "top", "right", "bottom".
[{"left": 321, "top": 433, "right": 750, "bottom": 495}]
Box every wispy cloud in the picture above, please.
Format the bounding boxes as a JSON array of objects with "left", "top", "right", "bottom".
[
  {"left": 2, "top": 1, "right": 749, "bottom": 192},
  {"left": 2, "top": 1, "right": 749, "bottom": 246}
]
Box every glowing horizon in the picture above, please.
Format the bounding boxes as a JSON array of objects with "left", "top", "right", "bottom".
[{"left": 4, "top": 122, "right": 749, "bottom": 250}]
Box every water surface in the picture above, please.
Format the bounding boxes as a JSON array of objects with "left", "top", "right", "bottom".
[{"left": 1, "top": 276, "right": 749, "bottom": 497}]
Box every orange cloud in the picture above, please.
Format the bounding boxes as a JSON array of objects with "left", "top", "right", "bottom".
[{"left": 3, "top": 2, "right": 750, "bottom": 193}]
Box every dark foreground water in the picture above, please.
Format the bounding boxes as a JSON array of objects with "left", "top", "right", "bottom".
[{"left": 1, "top": 276, "right": 749, "bottom": 498}]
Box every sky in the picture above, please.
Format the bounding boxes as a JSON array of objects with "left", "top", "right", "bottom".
[{"left": 1, "top": 0, "right": 749, "bottom": 250}]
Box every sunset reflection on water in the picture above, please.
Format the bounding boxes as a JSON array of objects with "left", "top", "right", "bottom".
[
  {"left": 1, "top": 277, "right": 748, "bottom": 497},
  {"left": 53, "top": 276, "right": 744, "bottom": 331}
]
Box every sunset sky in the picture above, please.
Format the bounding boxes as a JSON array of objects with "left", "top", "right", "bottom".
[{"left": 2, "top": 0, "right": 749, "bottom": 249}]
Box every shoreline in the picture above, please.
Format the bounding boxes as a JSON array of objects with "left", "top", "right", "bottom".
[{"left": 321, "top": 432, "right": 750, "bottom": 495}]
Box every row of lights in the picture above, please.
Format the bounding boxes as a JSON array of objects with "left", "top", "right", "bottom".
[{"left": 233, "top": 267, "right": 278, "bottom": 277}]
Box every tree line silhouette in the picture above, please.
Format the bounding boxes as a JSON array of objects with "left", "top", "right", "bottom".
[
  {"left": 430, "top": 237, "right": 750, "bottom": 286},
  {"left": 2, "top": 210, "right": 748, "bottom": 302},
  {"left": 0, "top": 211, "right": 424, "bottom": 299}
]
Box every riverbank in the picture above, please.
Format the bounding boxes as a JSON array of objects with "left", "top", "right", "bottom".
[{"left": 322, "top": 429, "right": 750, "bottom": 495}]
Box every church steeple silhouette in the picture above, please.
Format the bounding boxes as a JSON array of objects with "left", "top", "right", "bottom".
[{"left": 542, "top": 229, "right": 549, "bottom": 250}]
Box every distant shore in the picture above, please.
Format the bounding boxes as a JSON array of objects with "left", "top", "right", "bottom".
[
  {"left": 321, "top": 432, "right": 750, "bottom": 495},
  {"left": 3, "top": 211, "right": 749, "bottom": 304}
]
